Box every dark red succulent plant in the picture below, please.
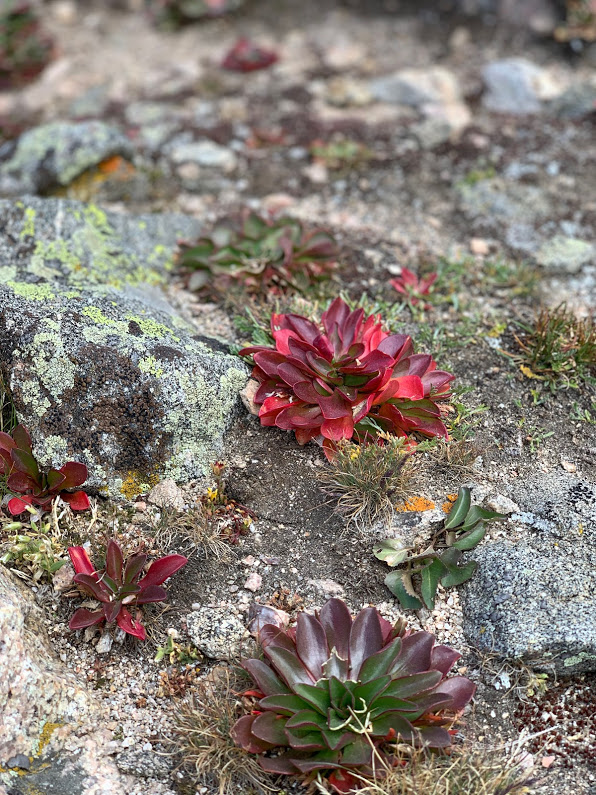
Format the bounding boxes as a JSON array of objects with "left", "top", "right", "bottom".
[
  {"left": 390, "top": 268, "right": 438, "bottom": 309},
  {"left": 68, "top": 540, "right": 187, "bottom": 640},
  {"left": 221, "top": 37, "right": 278, "bottom": 72},
  {"left": 239, "top": 297, "right": 454, "bottom": 456},
  {"left": 232, "top": 598, "right": 475, "bottom": 792},
  {"left": 0, "top": 424, "right": 90, "bottom": 515}
]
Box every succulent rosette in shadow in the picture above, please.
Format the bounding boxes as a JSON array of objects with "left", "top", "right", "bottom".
[
  {"left": 239, "top": 297, "right": 454, "bottom": 455},
  {"left": 177, "top": 212, "right": 337, "bottom": 295},
  {"left": 0, "top": 424, "right": 90, "bottom": 515},
  {"left": 232, "top": 598, "right": 475, "bottom": 792}
]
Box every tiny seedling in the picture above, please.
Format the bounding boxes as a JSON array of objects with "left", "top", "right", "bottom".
[{"left": 374, "top": 487, "right": 506, "bottom": 610}]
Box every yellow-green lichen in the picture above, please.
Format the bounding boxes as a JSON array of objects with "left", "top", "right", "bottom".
[
  {"left": 563, "top": 651, "right": 596, "bottom": 668},
  {"left": 0, "top": 265, "right": 18, "bottom": 282},
  {"left": 120, "top": 470, "right": 160, "bottom": 500},
  {"left": 138, "top": 356, "right": 164, "bottom": 378},
  {"left": 36, "top": 435, "right": 69, "bottom": 467},
  {"left": 7, "top": 282, "right": 56, "bottom": 301},
  {"left": 82, "top": 306, "right": 117, "bottom": 326},
  {"left": 126, "top": 315, "right": 180, "bottom": 341},
  {"left": 17, "top": 323, "right": 76, "bottom": 417},
  {"left": 163, "top": 367, "right": 247, "bottom": 481},
  {"left": 20, "top": 207, "right": 36, "bottom": 239}
]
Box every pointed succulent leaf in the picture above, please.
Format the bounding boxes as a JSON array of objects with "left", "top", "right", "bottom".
[
  {"left": 60, "top": 490, "right": 90, "bottom": 511},
  {"left": 384, "top": 571, "right": 423, "bottom": 610},
  {"left": 285, "top": 709, "right": 328, "bottom": 732},
  {"left": 250, "top": 712, "right": 288, "bottom": 746},
  {"left": 373, "top": 538, "right": 412, "bottom": 567},
  {"left": 292, "top": 748, "right": 342, "bottom": 772},
  {"left": 322, "top": 648, "right": 350, "bottom": 680},
  {"left": 352, "top": 674, "right": 391, "bottom": 705},
  {"left": 432, "top": 675, "right": 476, "bottom": 712},
  {"left": 263, "top": 646, "right": 314, "bottom": 688},
  {"left": 7, "top": 495, "right": 34, "bottom": 515},
  {"left": 391, "top": 631, "right": 435, "bottom": 676},
  {"left": 421, "top": 557, "right": 449, "bottom": 609},
  {"left": 293, "top": 682, "right": 331, "bottom": 715},
  {"left": 284, "top": 726, "right": 327, "bottom": 751},
  {"left": 339, "top": 737, "right": 373, "bottom": 767},
  {"left": 7, "top": 470, "right": 34, "bottom": 494},
  {"left": 259, "top": 694, "right": 311, "bottom": 716},
  {"left": 295, "top": 612, "right": 329, "bottom": 680},
  {"left": 430, "top": 645, "right": 461, "bottom": 676},
  {"left": 369, "top": 695, "right": 421, "bottom": 718},
  {"left": 349, "top": 606, "right": 384, "bottom": 679},
  {"left": 103, "top": 600, "right": 122, "bottom": 624},
  {"left": 105, "top": 539, "right": 124, "bottom": 583},
  {"left": 416, "top": 725, "right": 453, "bottom": 748},
  {"left": 451, "top": 524, "right": 487, "bottom": 550},
  {"left": 258, "top": 754, "right": 300, "bottom": 774},
  {"left": 318, "top": 597, "right": 352, "bottom": 660},
  {"left": 124, "top": 553, "right": 148, "bottom": 584},
  {"left": 243, "top": 659, "right": 291, "bottom": 696},
  {"left": 443, "top": 487, "right": 471, "bottom": 529},
  {"left": 372, "top": 712, "right": 416, "bottom": 740},
  {"left": 69, "top": 608, "right": 105, "bottom": 630},
  {"left": 383, "top": 671, "right": 443, "bottom": 699},
  {"left": 231, "top": 714, "right": 276, "bottom": 753},
  {"left": 137, "top": 554, "right": 187, "bottom": 587},
  {"left": 358, "top": 638, "right": 402, "bottom": 683}
]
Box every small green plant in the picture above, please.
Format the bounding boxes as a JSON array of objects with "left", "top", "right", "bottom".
[
  {"left": 458, "top": 165, "right": 496, "bottom": 188},
  {"left": 310, "top": 138, "right": 373, "bottom": 171},
  {"left": 148, "top": 0, "right": 245, "bottom": 29},
  {"left": 514, "top": 304, "right": 596, "bottom": 389},
  {"left": 0, "top": 1, "right": 54, "bottom": 88},
  {"left": 317, "top": 435, "right": 417, "bottom": 528},
  {"left": 232, "top": 598, "right": 475, "bottom": 793},
  {"left": 446, "top": 386, "right": 488, "bottom": 443},
  {"left": 374, "top": 487, "right": 506, "bottom": 610},
  {"left": 200, "top": 461, "right": 255, "bottom": 544},
  {"left": 570, "top": 399, "right": 596, "bottom": 425},
  {"left": 0, "top": 513, "right": 67, "bottom": 581},
  {"left": 155, "top": 633, "right": 201, "bottom": 664},
  {"left": 177, "top": 212, "right": 338, "bottom": 297}
]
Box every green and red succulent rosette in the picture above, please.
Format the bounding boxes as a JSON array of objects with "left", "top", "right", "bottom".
[
  {"left": 232, "top": 598, "right": 475, "bottom": 793},
  {"left": 68, "top": 540, "right": 187, "bottom": 640},
  {"left": 239, "top": 297, "right": 454, "bottom": 456},
  {"left": 0, "top": 424, "right": 90, "bottom": 515}
]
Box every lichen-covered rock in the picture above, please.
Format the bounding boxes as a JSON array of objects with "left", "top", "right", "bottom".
[
  {"left": 0, "top": 121, "right": 134, "bottom": 196},
  {"left": 0, "top": 566, "right": 95, "bottom": 763},
  {"left": 461, "top": 474, "right": 596, "bottom": 674},
  {"left": 0, "top": 197, "right": 201, "bottom": 288},
  {"left": 0, "top": 198, "right": 248, "bottom": 496}
]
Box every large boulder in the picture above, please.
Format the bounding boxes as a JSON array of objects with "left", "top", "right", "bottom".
[
  {"left": 461, "top": 474, "right": 596, "bottom": 674},
  {"left": 0, "top": 198, "right": 248, "bottom": 497},
  {"left": 0, "top": 566, "right": 95, "bottom": 764}
]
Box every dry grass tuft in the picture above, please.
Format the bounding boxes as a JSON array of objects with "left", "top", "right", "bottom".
[
  {"left": 315, "top": 743, "right": 534, "bottom": 795},
  {"left": 171, "top": 666, "right": 277, "bottom": 795},
  {"left": 151, "top": 505, "right": 232, "bottom": 561},
  {"left": 317, "top": 436, "right": 418, "bottom": 529}
]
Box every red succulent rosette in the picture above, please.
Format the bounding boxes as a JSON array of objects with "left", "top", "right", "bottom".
[{"left": 239, "top": 297, "right": 454, "bottom": 456}]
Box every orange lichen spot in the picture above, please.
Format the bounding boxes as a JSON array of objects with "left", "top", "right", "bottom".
[
  {"left": 38, "top": 721, "right": 61, "bottom": 754},
  {"left": 98, "top": 155, "right": 135, "bottom": 176},
  {"left": 442, "top": 493, "right": 458, "bottom": 513},
  {"left": 395, "top": 496, "right": 435, "bottom": 512}
]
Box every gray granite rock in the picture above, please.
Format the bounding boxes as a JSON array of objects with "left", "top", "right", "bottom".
[
  {"left": 186, "top": 607, "right": 252, "bottom": 659},
  {"left": 458, "top": 178, "right": 551, "bottom": 227},
  {"left": 0, "top": 122, "right": 133, "bottom": 195},
  {"left": 549, "top": 82, "right": 596, "bottom": 119},
  {"left": 0, "top": 567, "right": 95, "bottom": 763},
  {"left": 0, "top": 198, "right": 248, "bottom": 497},
  {"left": 481, "top": 58, "right": 556, "bottom": 114},
  {"left": 536, "top": 235, "right": 595, "bottom": 274},
  {"left": 461, "top": 474, "right": 596, "bottom": 674}
]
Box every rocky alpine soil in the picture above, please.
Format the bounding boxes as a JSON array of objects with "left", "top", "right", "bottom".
[{"left": 0, "top": 1, "right": 595, "bottom": 794}]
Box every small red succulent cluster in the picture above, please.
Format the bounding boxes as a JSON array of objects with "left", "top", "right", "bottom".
[
  {"left": 0, "top": 424, "right": 90, "bottom": 515},
  {"left": 68, "top": 541, "right": 187, "bottom": 640},
  {"left": 390, "top": 268, "right": 438, "bottom": 308},
  {"left": 240, "top": 298, "right": 453, "bottom": 456},
  {"left": 221, "top": 37, "right": 278, "bottom": 72}
]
